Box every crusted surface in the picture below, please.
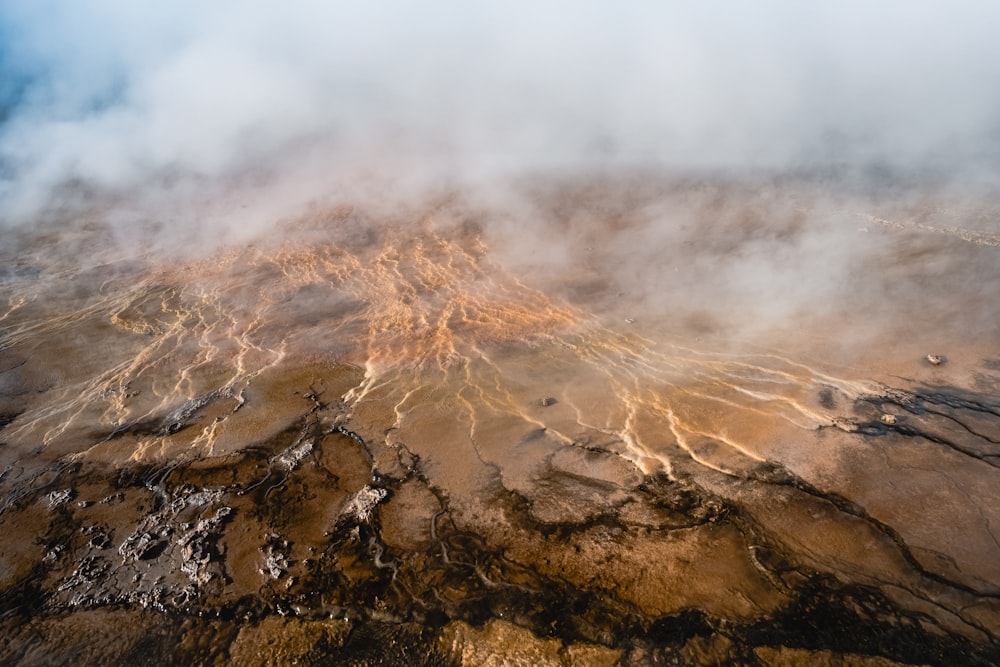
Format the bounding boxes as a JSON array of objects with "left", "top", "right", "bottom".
[{"left": 2, "top": 183, "right": 1000, "bottom": 665}]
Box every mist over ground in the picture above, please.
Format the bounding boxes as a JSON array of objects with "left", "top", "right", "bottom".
[{"left": 1, "top": 1, "right": 998, "bottom": 356}]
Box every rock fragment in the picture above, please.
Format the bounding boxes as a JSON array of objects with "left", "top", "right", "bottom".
[
  {"left": 339, "top": 486, "right": 388, "bottom": 523},
  {"left": 47, "top": 489, "right": 74, "bottom": 509}
]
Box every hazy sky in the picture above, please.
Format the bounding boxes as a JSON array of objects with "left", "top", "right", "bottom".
[{"left": 1, "top": 1, "right": 999, "bottom": 222}]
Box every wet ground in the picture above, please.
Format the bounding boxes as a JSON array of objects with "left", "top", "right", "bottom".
[{"left": 2, "top": 175, "right": 999, "bottom": 665}]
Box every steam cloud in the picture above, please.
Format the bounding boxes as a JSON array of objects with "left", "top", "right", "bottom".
[
  {"left": 2, "top": 1, "right": 999, "bottom": 225},
  {"left": 1, "top": 1, "right": 998, "bottom": 356}
]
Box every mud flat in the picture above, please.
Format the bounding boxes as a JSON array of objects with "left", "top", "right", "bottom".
[{"left": 2, "top": 177, "right": 1000, "bottom": 665}]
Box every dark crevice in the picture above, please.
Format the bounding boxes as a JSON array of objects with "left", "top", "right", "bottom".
[{"left": 744, "top": 458, "right": 1000, "bottom": 602}]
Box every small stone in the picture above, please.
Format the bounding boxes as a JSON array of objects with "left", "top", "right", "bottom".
[
  {"left": 926, "top": 354, "right": 945, "bottom": 366},
  {"left": 261, "top": 539, "right": 290, "bottom": 579},
  {"left": 880, "top": 414, "right": 897, "bottom": 426},
  {"left": 276, "top": 440, "right": 313, "bottom": 470},
  {"left": 339, "top": 486, "right": 388, "bottom": 523},
  {"left": 47, "top": 489, "right": 74, "bottom": 509},
  {"left": 538, "top": 397, "right": 557, "bottom": 407}
]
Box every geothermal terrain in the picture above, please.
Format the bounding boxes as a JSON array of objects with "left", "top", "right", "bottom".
[{"left": 1, "top": 173, "right": 999, "bottom": 665}]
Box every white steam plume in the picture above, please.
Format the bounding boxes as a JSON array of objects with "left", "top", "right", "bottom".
[{"left": 1, "top": 1, "right": 999, "bottom": 229}]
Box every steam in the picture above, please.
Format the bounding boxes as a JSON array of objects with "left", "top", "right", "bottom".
[
  {"left": 1, "top": 2, "right": 998, "bottom": 360},
  {"left": 2, "top": 2, "right": 999, "bottom": 223}
]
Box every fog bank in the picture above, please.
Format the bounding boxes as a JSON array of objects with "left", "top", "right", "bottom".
[{"left": 1, "top": 2, "right": 999, "bottom": 231}]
